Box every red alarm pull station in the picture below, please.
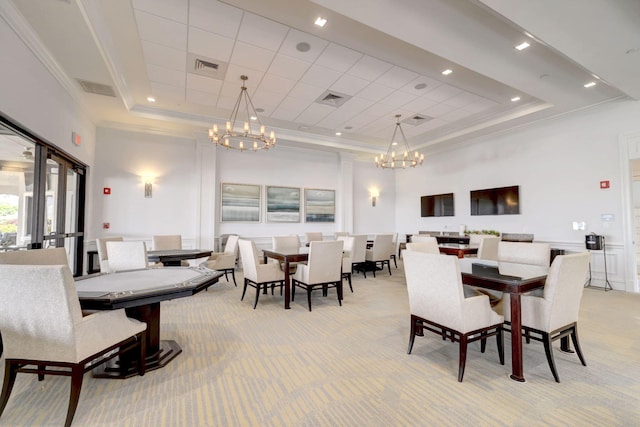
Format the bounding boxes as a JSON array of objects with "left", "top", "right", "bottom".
[
  {"left": 600, "top": 180, "right": 610, "bottom": 189},
  {"left": 103, "top": 187, "right": 111, "bottom": 195},
  {"left": 102, "top": 222, "right": 110, "bottom": 229}
]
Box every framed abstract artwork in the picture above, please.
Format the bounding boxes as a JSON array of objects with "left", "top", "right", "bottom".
[
  {"left": 304, "top": 188, "right": 335, "bottom": 222},
  {"left": 266, "top": 186, "right": 300, "bottom": 223},
  {"left": 220, "top": 183, "right": 261, "bottom": 222}
]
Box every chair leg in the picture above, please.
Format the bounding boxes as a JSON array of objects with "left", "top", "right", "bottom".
[
  {"left": 337, "top": 281, "right": 343, "bottom": 306},
  {"left": 0, "top": 360, "right": 18, "bottom": 418},
  {"left": 38, "top": 364, "right": 45, "bottom": 381},
  {"left": 387, "top": 260, "right": 392, "bottom": 275},
  {"left": 372, "top": 262, "right": 376, "bottom": 278},
  {"left": 138, "top": 332, "right": 146, "bottom": 376},
  {"left": 407, "top": 316, "right": 417, "bottom": 354},
  {"left": 65, "top": 365, "right": 84, "bottom": 427},
  {"left": 571, "top": 326, "right": 587, "bottom": 366},
  {"left": 240, "top": 278, "right": 249, "bottom": 301},
  {"left": 480, "top": 332, "right": 487, "bottom": 353},
  {"left": 346, "top": 273, "right": 353, "bottom": 292},
  {"left": 497, "top": 327, "right": 505, "bottom": 365},
  {"left": 542, "top": 332, "right": 560, "bottom": 382},
  {"left": 391, "top": 254, "right": 397, "bottom": 268},
  {"left": 224, "top": 270, "right": 229, "bottom": 282},
  {"left": 291, "top": 281, "right": 296, "bottom": 301},
  {"left": 231, "top": 269, "right": 237, "bottom": 287},
  {"left": 458, "top": 335, "right": 469, "bottom": 382},
  {"left": 306, "top": 286, "right": 313, "bottom": 311},
  {"left": 253, "top": 284, "right": 261, "bottom": 309}
]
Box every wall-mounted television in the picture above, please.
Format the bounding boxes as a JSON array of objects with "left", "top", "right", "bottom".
[
  {"left": 421, "top": 193, "right": 454, "bottom": 217},
  {"left": 470, "top": 185, "right": 520, "bottom": 216}
]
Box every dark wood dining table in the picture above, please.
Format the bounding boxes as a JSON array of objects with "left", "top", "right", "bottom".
[
  {"left": 458, "top": 258, "right": 548, "bottom": 382},
  {"left": 262, "top": 248, "right": 309, "bottom": 309},
  {"left": 438, "top": 243, "right": 478, "bottom": 258},
  {"left": 147, "top": 249, "right": 212, "bottom": 266}
]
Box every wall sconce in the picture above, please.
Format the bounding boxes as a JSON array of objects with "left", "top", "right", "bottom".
[
  {"left": 142, "top": 176, "right": 153, "bottom": 198},
  {"left": 369, "top": 189, "right": 380, "bottom": 207}
]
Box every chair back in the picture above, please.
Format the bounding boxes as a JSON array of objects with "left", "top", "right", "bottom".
[
  {"left": 106, "top": 241, "right": 149, "bottom": 272},
  {"left": 539, "top": 252, "right": 591, "bottom": 332},
  {"left": 368, "top": 234, "right": 394, "bottom": 260},
  {"left": 350, "top": 235, "right": 368, "bottom": 263},
  {"left": 469, "top": 234, "right": 495, "bottom": 245},
  {"left": 96, "top": 236, "right": 123, "bottom": 272},
  {"left": 340, "top": 236, "right": 355, "bottom": 254},
  {"left": 411, "top": 235, "right": 438, "bottom": 244},
  {"left": 152, "top": 234, "right": 182, "bottom": 250},
  {"left": 406, "top": 241, "right": 439, "bottom": 254},
  {"left": 238, "top": 239, "right": 260, "bottom": 282},
  {"left": 498, "top": 241, "right": 550, "bottom": 267},
  {"left": 224, "top": 235, "right": 240, "bottom": 257},
  {"left": 272, "top": 235, "right": 301, "bottom": 253},
  {"left": 0, "top": 264, "right": 81, "bottom": 361},
  {"left": 305, "top": 232, "right": 323, "bottom": 244},
  {"left": 403, "top": 251, "right": 465, "bottom": 331},
  {"left": 0, "top": 247, "right": 69, "bottom": 266},
  {"left": 477, "top": 236, "right": 500, "bottom": 261},
  {"left": 306, "top": 240, "right": 344, "bottom": 284},
  {"left": 334, "top": 231, "right": 349, "bottom": 239}
]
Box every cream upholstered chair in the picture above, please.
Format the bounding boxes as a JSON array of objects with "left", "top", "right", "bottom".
[
  {"left": 334, "top": 231, "right": 349, "bottom": 239},
  {"left": 0, "top": 255, "right": 146, "bottom": 427},
  {"left": 503, "top": 252, "right": 591, "bottom": 382},
  {"left": 350, "top": 234, "right": 368, "bottom": 278},
  {"left": 365, "top": 234, "right": 394, "bottom": 277},
  {"left": 238, "top": 239, "right": 285, "bottom": 309},
  {"left": 411, "top": 235, "right": 438, "bottom": 243},
  {"left": 105, "top": 241, "right": 149, "bottom": 272},
  {"left": 497, "top": 242, "right": 550, "bottom": 267},
  {"left": 201, "top": 235, "right": 239, "bottom": 286},
  {"left": 272, "top": 235, "right": 302, "bottom": 274},
  {"left": 304, "top": 232, "right": 323, "bottom": 245},
  {"left": 403, "top": 251, "right": 504, "bottom": 382},
  {"left": 292, "top": 240, "right": 344, "bottom": 311},
  {"left": 152, "top": 234, "right": 189, "bottom": 266},
  {"left": 340, "top": 236, "right": 354, "bottom": 292},
  {"left": 0, "top": 247, "right": 69, "bottom": 266},
  {"left": 389, "top": 232, "right": 399, "bottom": 268},
  {"left": 406, "top": 240, "right": 440, "bottom": 254},
  {"left": 96, "top": 236, "right": 123, "bottom": 273},
  {"left": 477, "top": 236, "right": 500, "bottom": 261}
]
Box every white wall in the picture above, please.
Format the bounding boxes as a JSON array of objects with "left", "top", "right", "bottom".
[
  {"left": 353, "top": 161, "right": 396, "bottom": 234},
  {"left": 396, "top": 99, "right": 640, "bottom": 290}
]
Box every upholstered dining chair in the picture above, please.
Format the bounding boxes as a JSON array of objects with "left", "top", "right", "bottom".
[
  {"left": 201, "top": 235, "right": 239, "bottom": 286},
  {"left": 272, "top": 235, "right": 302, "bottom": 274},
  {"left": 340, "top": 236, "right": 354, "bottom": 292},
  {"left": 304, "top": 232, "right": 323, "bottom": 245},
  {"left": 349, "top": 234, "right": 368, "bottom": 278},
  {"left": 365, "top": 233, "right": 394, "bottom": 277},
  {"left": 406, "top": 238, "right": 439, "bottom": 254},
  {"left": 0, "top": 260, "right": 146, "bottom": 427},
  {"left": 477, "top": 236, "right": 500, "bottom": 261},
  {"left": 334, "top": 231, "right": 349, "bottom": 239},
  {"left": 106, "top": 241, "right": 150, "bottom": 272},
  {"left": 388, "top": 232, "right": 399, "bottom": 268},
  {"left": 403, "top": 251, "right": 505, "bottom": 382},
  {"left": 492, "top": 241, "right": 551, "bottom": 303},
  {"left": 292, "top": 240, "right": 344, "bottom": 311},
  {"left": 238, "top": 239, "right": 285, "bottom": 309},
  {"left": 152, "top": 234, "right": 189, "bottom": 266},
  {"left": 502, "top": 252, "right": 591, "bottom": 382},
  {"left": 96, "top": 236, "right": 123, "bottom": 273}
]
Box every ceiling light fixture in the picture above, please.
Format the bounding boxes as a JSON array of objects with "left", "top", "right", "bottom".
[
  {"left": 335, "top": 132, "right": 342, "bottom": 136},
  {"left": 511, "top": 96, "right": 521, "bottom": 102},
  {"left": 147, "top": 96, "right": 156, "bottom": 103},
  {"left": 375, "top": 115, "right": 424, "bottom": 169},
  {"left": 441, "top": 69, "right": 453, "bottom": 76},
  {"left": 209, "top": 75, "right": 276, "bottom": 152},
  {"left": 584, "top": 81, "right": 597, "bottom": 88},
  {"left": 515, "top": 42, "right": 530, "bottom": 50},
  {"left": 314, "top": 17, "right": 327, "bottom": 27}
]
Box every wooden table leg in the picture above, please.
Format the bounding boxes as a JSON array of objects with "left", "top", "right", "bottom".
[
  {"left": 284, "top": 257, "right": 291, "bottom": 309},
  {"left": 509, "top": 292, "right": 526, "bottom": 382}
]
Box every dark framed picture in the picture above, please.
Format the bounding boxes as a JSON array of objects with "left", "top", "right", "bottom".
[
  {"left": 304, "top": 188, "right": 335, "bottom": 222},
  {"left": 220, "top": 183, "right": 261, "bottom": 222},
  {"left": 266, "top": 186, "right": 301, "bottom": 223}
]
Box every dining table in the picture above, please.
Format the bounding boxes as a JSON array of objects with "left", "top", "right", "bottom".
[
  {"left": 438, "top": 243, "right": 478, "bottom": 258},
  {"left": 262, "top": 247, "right": 309, "bottom": 309},
  {"left": 458, "top": 258, "right": 548, "bottom": 382}
]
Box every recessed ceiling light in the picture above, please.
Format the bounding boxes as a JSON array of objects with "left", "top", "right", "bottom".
[
  {"left": 314, "top": 17, "right": 327, "bottom": 27},
  {"left": 335, "top": 132, "right": 342, "bottom": 136},
  {"left": 441, "top": 69, "right": 453, "bottom": 76},
  {"left": 391, "top": 141, "right": 398, "bottom": 146},
  {"left": 414, "top": 83, "right": 428, "bottom": 90},
  {"left": 250, "top": 116, "right": 257, "bottom": 121},
  {"left": 515, "top": 42, "right": 530, "bottom": 51},
  {"left": 344, "top": 126, "right": 353, "bottom": 130},
  {"left": 511, "top": 96, "right": 521, "bottom": 102},
  {"left": 147, "top": 96, "right": 156, "bottom": 103},
  {"left": 296, "top": 42, "right": 311, "bottom": 52},
  {"left": 584, "top": 81, "right": 597, "bottom": 88},
  {"left": 255, "top": 108, "right": 265, "bottom": 113}
]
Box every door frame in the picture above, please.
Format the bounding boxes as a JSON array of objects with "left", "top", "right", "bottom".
[{"left": 619, "top": 130, "right": 640, "bottom": 292}]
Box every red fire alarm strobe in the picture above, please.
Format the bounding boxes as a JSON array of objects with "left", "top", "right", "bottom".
[
  {"left": 103, "top": 187, "right": 111, "bottom": 195},
  {"left": 600, "top": 180, "right": 610, "bottom": 189}
]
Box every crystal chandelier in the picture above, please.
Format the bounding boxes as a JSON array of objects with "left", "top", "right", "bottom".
[
  {"left": 375, "top": 114, "right": 424, "bottom": 169},
  {"left": 209, "top": 75, "right": 276, "bottom": 151}
]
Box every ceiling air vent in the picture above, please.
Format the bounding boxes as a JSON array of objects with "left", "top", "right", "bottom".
[
  {"left": 187, "top": 53, "right": 228, "bottom": 80},
  {"left": 401, "top": 114, "right": 433, "bottom": 126},
  {"left": 316, "top": 90, "right": 352, "bottom": 108},
  {"left": 76, "top": 79, "right": 116, "bottom": 97}
]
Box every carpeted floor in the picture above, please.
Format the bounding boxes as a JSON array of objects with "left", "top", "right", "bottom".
[{"left": 1, "top": 262, "right": 640, "bottom": 426}]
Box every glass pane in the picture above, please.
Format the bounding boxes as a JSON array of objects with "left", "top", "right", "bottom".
[
  {"left": 0, "top": 134, "right": 34, "bottom": 250},
  {"left": 45, "top": 159, "right": 59, "bottom": 236},
  {"left": 65, "top": 167, "right": 78, "bottom": 233}
]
